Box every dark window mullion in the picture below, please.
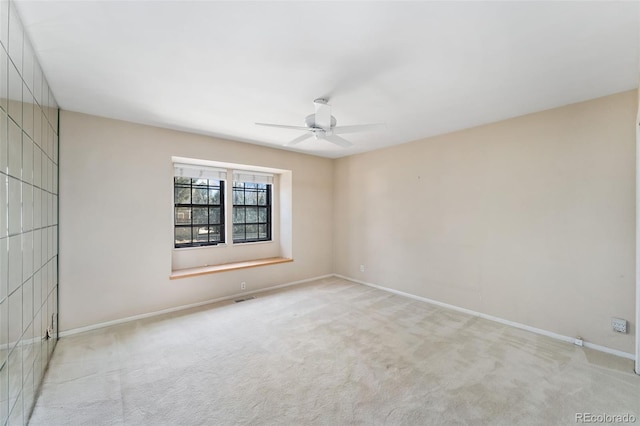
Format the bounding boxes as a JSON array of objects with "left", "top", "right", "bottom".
[
  {"left": 174, "top": 177, "right": 225, "bottom": 247},
  {"left": 232, "top": 182, "right": 271, "bottom": 244}
]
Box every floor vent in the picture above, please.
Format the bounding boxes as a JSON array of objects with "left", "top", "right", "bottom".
[{"left": 235, "top": 296, "right": 256, "bottom": 303}]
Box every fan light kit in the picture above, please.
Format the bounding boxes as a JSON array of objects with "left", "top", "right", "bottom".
[{"left": 256, "top": 98, "right": 384, "bottom": 148}]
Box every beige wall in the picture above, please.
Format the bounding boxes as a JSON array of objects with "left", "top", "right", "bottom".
[
  {"left": 59, "top": 111, "right": 333, "bottom": 331},
  {"left": 60, "top": 90, "right": 637, "bottom": 354},
  {"left": 334, "top": 90, "right": 637, "bottom": 353}
]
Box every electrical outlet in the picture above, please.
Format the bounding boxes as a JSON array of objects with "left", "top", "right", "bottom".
[
  {"left": 611, "top": 317, "right": 627, "bottom": 333},
  {"left": 241, "top": 282, "right": 246, "bottom": 290},
  {"left": 359, "top": 265, "right": 365, "bottom": 272}
]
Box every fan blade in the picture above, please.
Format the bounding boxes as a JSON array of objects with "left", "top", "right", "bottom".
[
  {"left": 333, "top": 123, "right": 385, "bottom": 135},
  {"left": 325, "top": 134, "right": 353, "bottom": 147},
  {"left": 285, "top": 133, "right": 313, "bottom": 146},
  {"left": 313, "top": 98, "right": 332, "bottom": 130},
  {"left": 255, "top": 123, "right": 308, "bottom": 131}
]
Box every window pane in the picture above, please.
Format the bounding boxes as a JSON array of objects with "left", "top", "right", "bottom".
[
  {"left": 233, "top": 224, "right": 245, "bottom": 240},
  {"left": 174, "top": 186, "right": 191, "bottom": 204},
  {"left": 233, "top": 189, "right": 244, "bottom": 205},
  {"left": 258, "top": 224, "right": 268, "bottom": 239},
  {"left": 192, "top": 207, "right": 208, "bottom": 224},
  {"left": 245, "top": 190, "right": 257, "bottom": 205},
  {"left": 175, "top": 207, "right": 191, "bottom": 225},
  {"left": 192, "top": 188, "right": 208, "bottom": 204},
  {"left": 175, "top": 227, "right": 191, "bottom": 245},
  {"left": 245, "top": 183, "right": 257, "bottom": 189},
  {"left": 209, "top": 188, "right": 220, "bottom": 204},
  {"left": 209, "top": 208, "right": 221, "bottom": 224},
  {"left": 257, "top": 191, "right": 266, "bottom": 206},
  {"left": 208, "top": 225, "right": 222, "bottom": 243},
  {"left": 194, "top": 226, "right": 211, "bottom": 242},
  {"left": 233, "top": 207, "right": 245, "bottom": 224},
  {"left": 245, "top": 207, "right": 258, "bottom": 223},
  {"left": 194, "top": 178, "right": 208, "bottom": 186},
  {"left": 246, "top": 224, "right": 258, "bottom": 240},
  {"left": 258, "top": 207, "right": 267, "bottom": 223},
  {"left": 175, "top": 177, "right": 190, "bottom": 185}
]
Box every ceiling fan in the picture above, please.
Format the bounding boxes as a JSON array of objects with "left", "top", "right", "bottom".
[{"left": 256, "top": 98, "right": 384, "bottom": 147}]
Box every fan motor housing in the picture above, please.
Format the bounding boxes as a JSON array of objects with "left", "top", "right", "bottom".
[{"left": 305, "top": 114, "right": 336, "bottom": 130}]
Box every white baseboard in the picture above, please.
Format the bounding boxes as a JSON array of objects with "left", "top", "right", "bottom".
[
  {"left": 336, "top": 274, "right": 636, "bottom": 361},
  {"left": 59, "top": 272, "right": 636, "bottom": 363},
  {"left": 59, "top": 274, "right": 335, "bottom": 337}
]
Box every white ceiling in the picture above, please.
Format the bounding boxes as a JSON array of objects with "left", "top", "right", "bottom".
[{"left": 15, "top": 1, "right": 640, "bottom": 158}]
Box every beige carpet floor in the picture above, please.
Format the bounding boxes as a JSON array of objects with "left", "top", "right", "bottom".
[{"left": 29, "top": 277, "right": 639, "bottom": 425}]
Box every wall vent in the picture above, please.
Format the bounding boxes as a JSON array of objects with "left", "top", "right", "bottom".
[{"left": 235, "top": 296, "right": 256, "bottom": 303}]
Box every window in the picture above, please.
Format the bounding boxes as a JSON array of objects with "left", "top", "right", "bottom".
[
  {"left": 233, "top": 182, "right": 272, "bottom": 243},
  {"left": 174, "top": 164, "right": 227, "bottom": 248},
  {"left": 173, "top": 164, "right": 276, "bottom": 248},
  {"left": 171, "top": 157, "right": 291, "bottom": 274},
  {"left": 232, "top": 170, "right": 274, "bottom": 243}
]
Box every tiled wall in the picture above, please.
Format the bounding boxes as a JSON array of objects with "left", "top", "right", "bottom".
[{"left": 0, "top": 0, "right": 59, "bottom": 425}]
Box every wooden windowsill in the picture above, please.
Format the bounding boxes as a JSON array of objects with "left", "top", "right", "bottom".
[{"left": 170, "top": 257, "right": 293, "bottom": 280}]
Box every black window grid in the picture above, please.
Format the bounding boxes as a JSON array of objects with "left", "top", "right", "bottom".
[
  {"left": 232, "top": 182, "right": 272, "bottom": 243},
  {"left": 174, "top": 177, "right": 225, "bottom": 248}
]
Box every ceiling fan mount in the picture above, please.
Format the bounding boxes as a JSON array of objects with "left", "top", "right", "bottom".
[{"left": 256, "top": 98, "right": 384, "bottom": 148}]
